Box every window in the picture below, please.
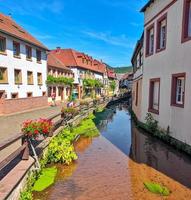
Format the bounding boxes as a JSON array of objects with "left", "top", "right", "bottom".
[
  {"left": 156, "top": 14, "right": 167, "bottom": 51},
  {"left": 135, "top": 82, "right": 139, "bottom": 106},
  {"left": 11, "top": 93, "right": 18, "bottom": 99},
  {"left": 27, "top": 92, "right": 33, "bottom": 97},
  {"left": 26, "top": 46, "right": 32, "bottom": 60},
  {"left": 27, "top": 71, "right": 33, "bottom": 85},
  {"left": 37, "top": 72, "right": 42, "bottom": 85},
  {"left": 0, "top": 36, "right": 6, "bottom": 53},
  {"left": 36, "top": 50, "right": 41, "bottom": 63},
  {"left": 171, "top": 73, "right": 186, "bottom": 107},
  {"left": 14, "top": 69, "right": 22, "bottom": 84},
  {"left": 146, "top": 24, "right": 154, "bottom": 56},
  {"left": 13, "top": 41, "right": 20, "bottom": 57},
  {"left": 0, "top": 67, "right": 8, "bottom": 83},
  {"left": 182, "top": 0, "right": 191, "bottom": 42},
  {"left": 148, "top": 78, "right": 160, "bottom": 114}
]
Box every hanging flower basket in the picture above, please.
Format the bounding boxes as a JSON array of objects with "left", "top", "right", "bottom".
[{"left": 22, "top": 118, "right": 53, "bottom": 140}]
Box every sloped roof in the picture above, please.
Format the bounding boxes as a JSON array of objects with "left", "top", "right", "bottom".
[
  {"left": 50, "top": 48, "right": 106, "bottom": 74},
  {"left": 0, "top": 13, "right": 48, "bottom": 50},
  {"left": 140, "top": 0, "right": 155, "bottom": 12},
  {"left": 47, "top": 53, "right": 73, "bottom": 73},
  {"left": 131, "top": 32, "right": 144, "bottom": 64}
]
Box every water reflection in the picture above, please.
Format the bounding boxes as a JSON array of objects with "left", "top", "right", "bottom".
[
  {"left": 96, "top": 102, "right": 191, "bottom": 189},
  {"left": 131, "top": 123, "right": 191, "bottom": 188},
  {"left": 96, "top": 103, "right": 132, "bottom": 155}
]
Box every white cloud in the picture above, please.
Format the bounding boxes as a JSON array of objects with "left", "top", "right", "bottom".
[
  {"left": 82, "top": 30, "right": 135, "bottom": 49},
  {"left": 2, "top": 0, "right": 64, "bottom": 18}
]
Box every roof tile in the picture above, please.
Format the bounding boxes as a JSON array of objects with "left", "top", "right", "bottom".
[{"left": 0, "top": 13, "right": 48, "bottom": 50}]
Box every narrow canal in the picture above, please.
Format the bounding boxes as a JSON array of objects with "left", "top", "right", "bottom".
[{"left": 34, "top": 102, "right": 191, "bottom": 200}]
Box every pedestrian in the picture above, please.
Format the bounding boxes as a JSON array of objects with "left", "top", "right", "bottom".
[{"left": 51, "top": 92, "right": 56, "bottom": 107}]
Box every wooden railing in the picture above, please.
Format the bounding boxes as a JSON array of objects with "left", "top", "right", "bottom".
[{"left": 0, "top": 96, "right": 124, "bottom": 174}]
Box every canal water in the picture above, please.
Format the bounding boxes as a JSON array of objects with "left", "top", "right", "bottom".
[{"left": 33, "top": 102, "right": 191, "bottom": 200}]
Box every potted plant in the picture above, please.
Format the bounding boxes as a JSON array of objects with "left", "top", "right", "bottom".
[
  {"left": 61, "top": 107, "right": 79, "bottom": 118},
  {"left": 22, "top": 118, "right": 53, "bottom": 140}
]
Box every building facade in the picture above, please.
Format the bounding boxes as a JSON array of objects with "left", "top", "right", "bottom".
[
  {"left": 0, "top": 13, "right": 48, "bottom": 115},
  {"left": 47, "top": 53, "right": 74, "bottom": 103},
  {"left": 136, "top": 0, "right": 191, "bottom": 146},
  {"left": 131, "top": 34, "right": 144, "bottom": 120},
  {"left": 50, "top": 48, "right": 107, "bottom": 99}
]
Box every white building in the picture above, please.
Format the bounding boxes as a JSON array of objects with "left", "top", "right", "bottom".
[
  {"left": 138, "top": 0, "right": 191, "bottom": 146},
  {"left": 0, "top": 13, "right": 48, "bottom": 115},
  {"left": 47, "top": 52, "right": 74, "bottom": 102},
  {"left": 50, "top": 48, "right": 107, "bottom": 99},
  {"left": 131, "top": 34, "right": 144, "bottom": 120}
]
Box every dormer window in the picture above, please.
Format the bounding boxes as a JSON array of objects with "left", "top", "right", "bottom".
[
  {"left": 156, "top": 14, "right": 167, "bottom": 51},
  {"left": 182, "top": 0, "right": 191, "bottom": 42},
  {"left": 26, "top": 45, "right": 32, "bottom": 60},
  {"left": 36, "top": 50, "right": 41, "bottom": 63},
  {"left": 146, "top": 24, "right": 154, "bottom": 56}
]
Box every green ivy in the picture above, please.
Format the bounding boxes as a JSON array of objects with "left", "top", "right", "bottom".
[
  {"left": 83, "top": 78, "right": 103, "bottom": 89},
  {"left": 46, "top": 75, "right": 74, "bottom": 86},
  {"left": 110, "top": 80, "right": 116, "bottom": 94}
]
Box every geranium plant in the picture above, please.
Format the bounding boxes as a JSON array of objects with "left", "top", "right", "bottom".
[{"left": 22, "top": 118, "right": 53, "bottom": 139}]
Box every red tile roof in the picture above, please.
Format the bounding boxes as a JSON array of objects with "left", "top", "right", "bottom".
[
  {"left": 107, "top": 68, "right": 116, "bottom": 79},
  {"left": 47, "top": 53, "right": 73, "bottom": 73},
  {"left": 50, "top": 48, "right": 106, "bottom": 74},
  {"left": 121, "top": 72, "right": 133, "bottom": 80},
  {"left": 0, "top": 13, "right": 48, "bottom": 50}
]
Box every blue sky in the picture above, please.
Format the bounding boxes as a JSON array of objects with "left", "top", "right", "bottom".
[{"left": 0, "top": 0, "right": 147, "bottom": 67}]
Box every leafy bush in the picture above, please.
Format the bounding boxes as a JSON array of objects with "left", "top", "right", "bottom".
[
  {"left": 80, "top": 100, "right": 89, "bottom": 106},
  {"left": 110, "top": 80, "right": 116, "bottom": 94},
  {"left": 144, "top": 182, "right": 170, "bottom": 196},
  {"left": 46, "top": 129, "right": 78, "bottom": 165},
  {"left": 61, "top": 107, "right": 79, "bottom": 117},
  {"left": 19, "top": 191, "right": 33, "bottom": 200},
  {"left": 145, "top": 113, "right": 158, "bottom": 133},
  {"left": 46, "top": 75, "right": 74, "bottom": 86},
  {"left": 21, "top": 119, "right": 53, "bottom": 138}
]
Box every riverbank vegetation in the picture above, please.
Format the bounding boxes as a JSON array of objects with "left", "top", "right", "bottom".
[
  {"left": 129, "top": 108, "right": 191, "bottom": 156},
  {"left": 144, "top": 182, "right": 170, "bottom": 196},
  {"left": 20, "top": 111, "right": 101, "bottom": 200}
]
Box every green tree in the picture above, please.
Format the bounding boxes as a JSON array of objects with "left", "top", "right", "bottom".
[{"left": 110, "top": 80, "right": 116, "bottom": 95}]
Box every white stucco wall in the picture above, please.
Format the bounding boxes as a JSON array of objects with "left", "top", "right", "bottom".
[
  {"left": 141, "top": 0, "right": 191, "bottom": 145},
  {"left": 0, "top": 33, "right": 47, "bottom": 99},
  {"left": 71, "top": 67, "right": 104, "bottom": 86}
]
